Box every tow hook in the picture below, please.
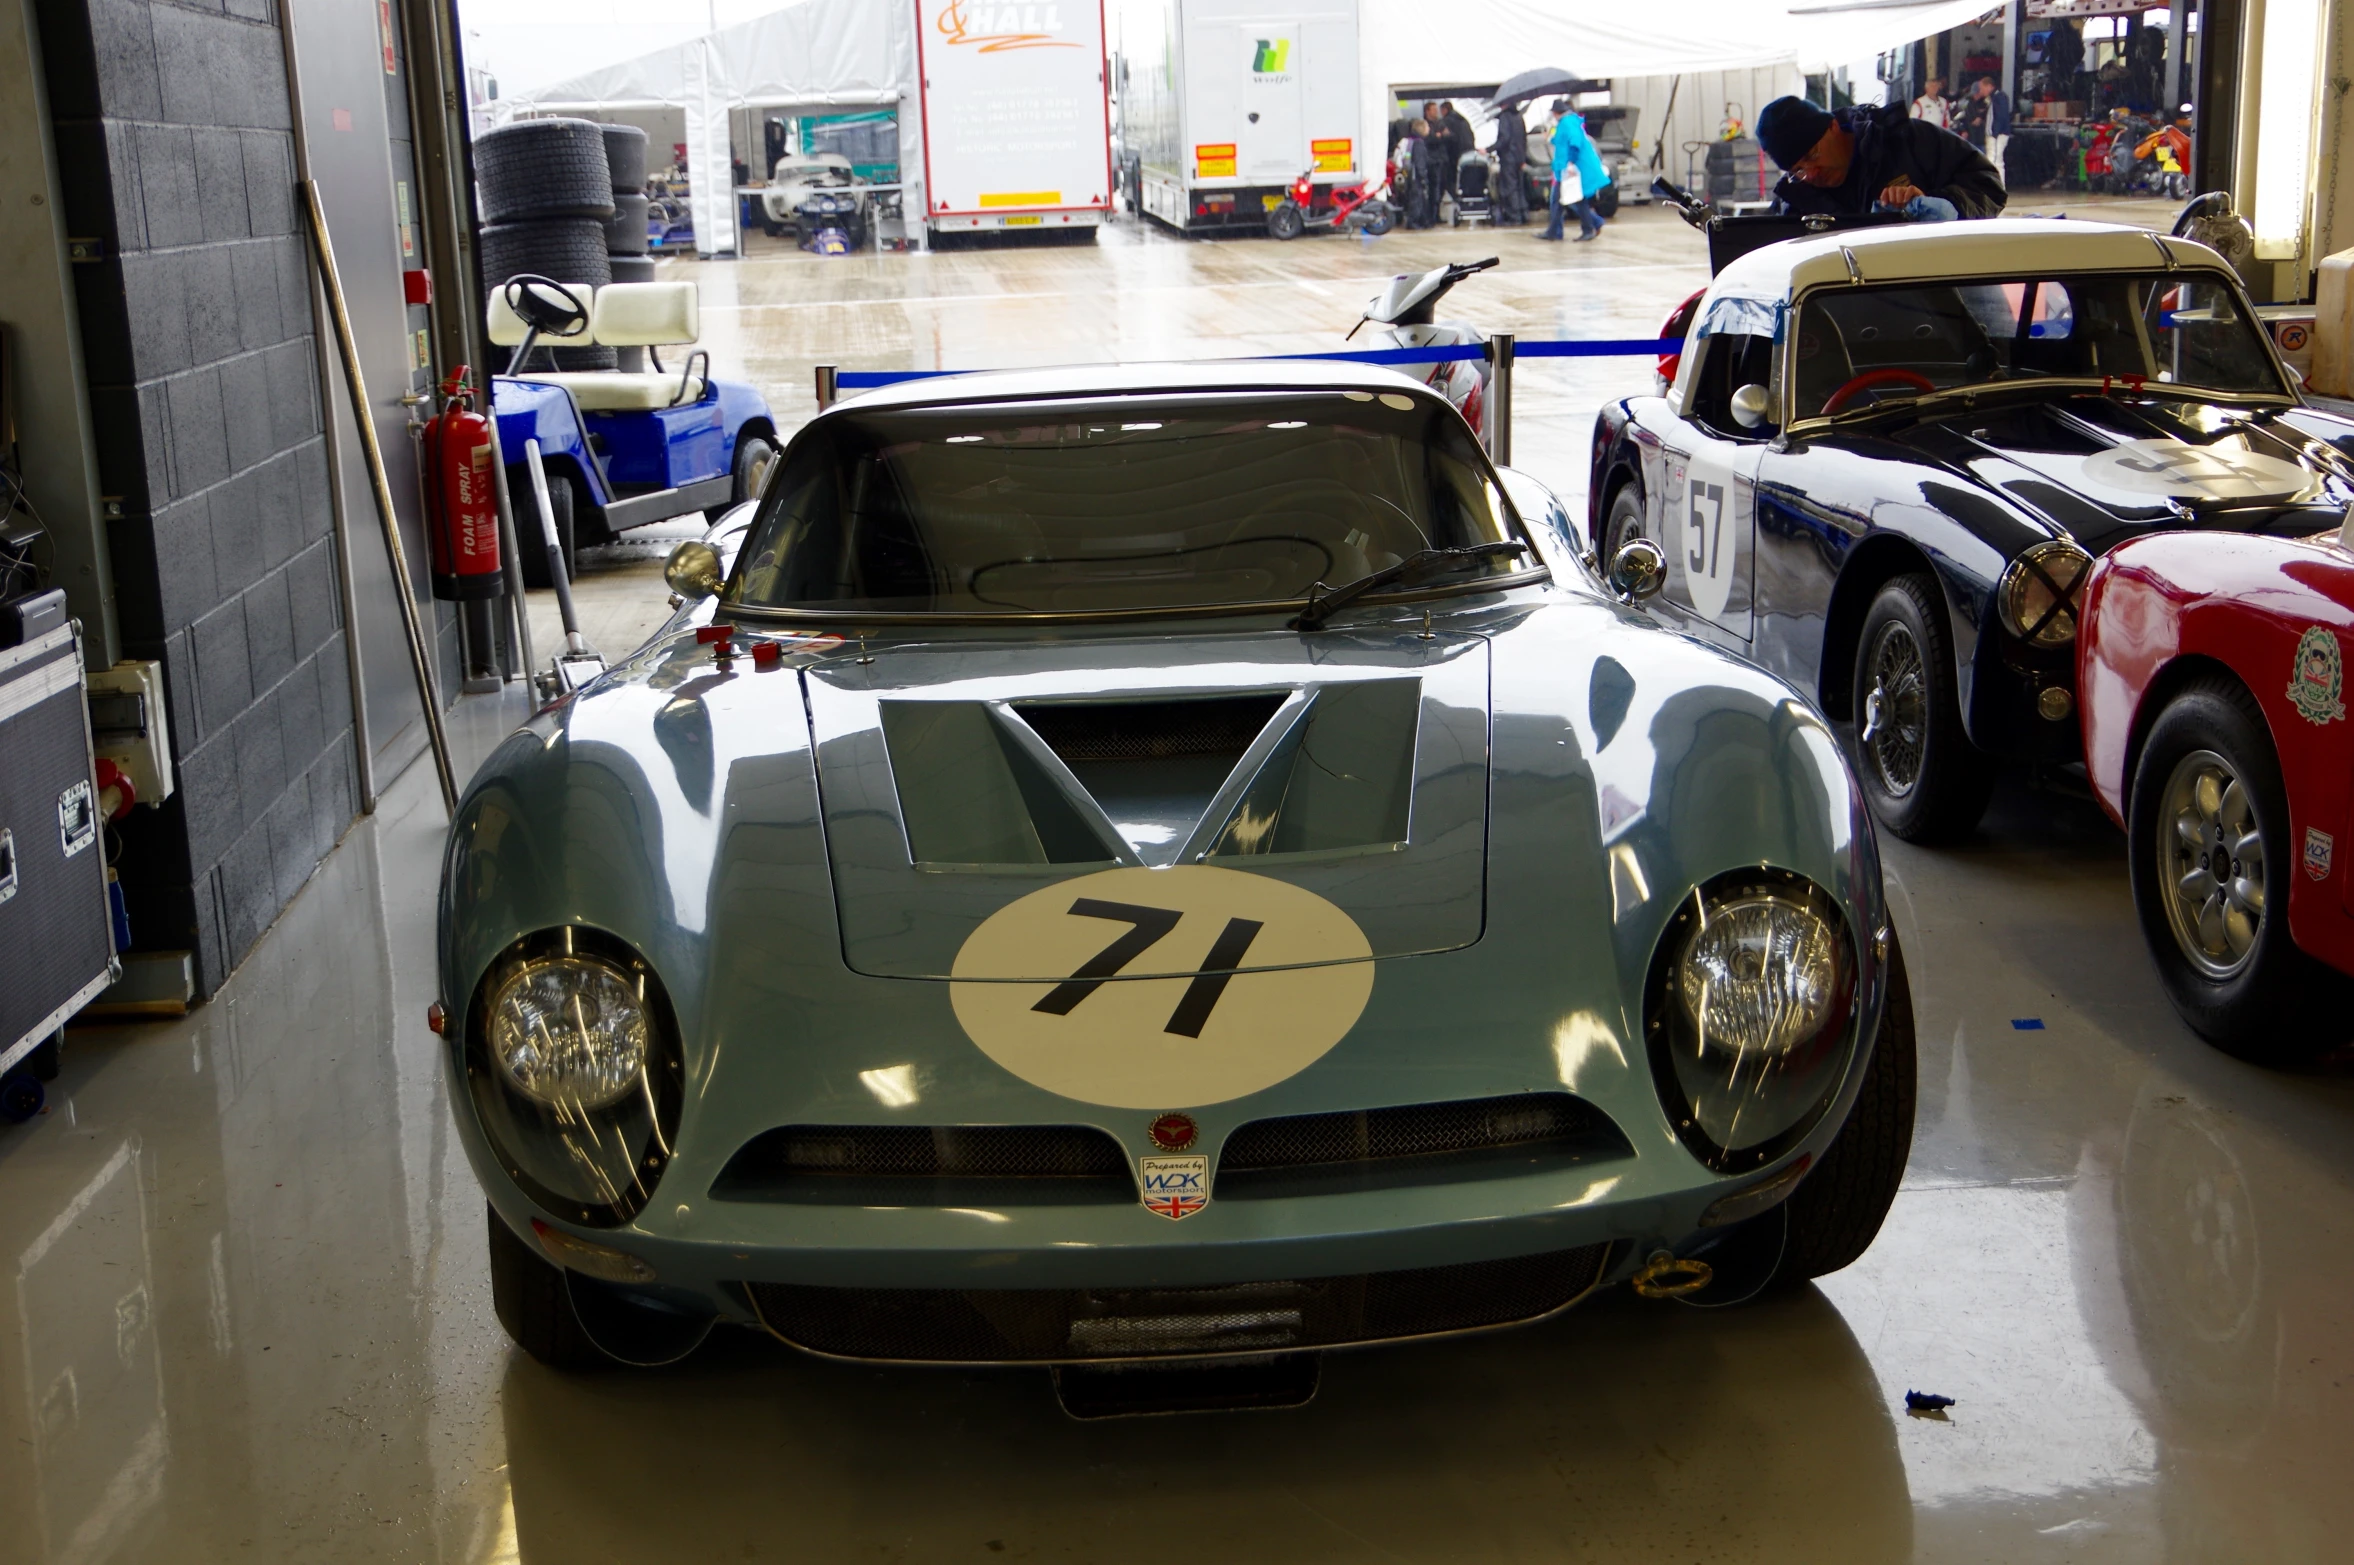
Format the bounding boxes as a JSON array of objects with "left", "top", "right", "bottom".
[{"left": 1631, "top": 1249, "right": 1714, "bottom": 1300}]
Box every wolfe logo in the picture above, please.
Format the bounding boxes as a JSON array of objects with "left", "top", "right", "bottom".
[
  {"left": 936, "top": 0, "right": 1079, "bottom": 52},
  {"left": 1252, "top": 37, "right": 1290, "bottom": 72},
  {"left": 1139, "top": 1154, "right": 1209, "bottom": 1220}
]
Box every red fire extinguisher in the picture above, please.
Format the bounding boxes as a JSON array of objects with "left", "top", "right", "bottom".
[{"left": 423, "top": 366, "right": 504, "bottom": 601}]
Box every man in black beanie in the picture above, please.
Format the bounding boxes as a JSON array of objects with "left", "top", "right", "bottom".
[{"left": 1755, "top": 95, "right": 2005, "bottom": 220}]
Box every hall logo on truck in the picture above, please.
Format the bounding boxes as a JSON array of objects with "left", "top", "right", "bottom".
[{"left": 936, "top": 0, "right": 1079, "bottom": 52}]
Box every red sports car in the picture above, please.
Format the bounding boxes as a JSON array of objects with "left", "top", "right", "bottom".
[{"left": 2080, "top": 525, "right": 2354, "bottom": 1060}]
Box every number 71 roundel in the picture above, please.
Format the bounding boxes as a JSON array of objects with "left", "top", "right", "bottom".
[{"left": 950, "top": 865, "right": 1375, "bottom": 1108}]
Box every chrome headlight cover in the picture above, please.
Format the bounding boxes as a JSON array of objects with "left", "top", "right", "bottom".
[
  {"left": 1644, "top": 868, "right": 1859, "bottom": 1175},
  {"left": 1995, "top": 538, "right": 2092, "bottom": 648},
  {"left": 463, "top": 927, "right": 682, "bottom": 1226}
]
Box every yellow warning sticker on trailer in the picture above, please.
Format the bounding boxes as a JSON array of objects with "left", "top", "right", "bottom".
[
  {"left": 980, "top": 191, "right": 1061, "bottom": 207},
  {"left": 1311, "top": 137, "right": 1352, "bottom": 173},
  {"left": 1195, "top": 143, "right": 1236, "bottom": 178}
]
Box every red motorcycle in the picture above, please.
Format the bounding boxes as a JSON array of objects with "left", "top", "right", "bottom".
[{"left": 1267, "top": 165, "right": 1396, "bottom": 240}]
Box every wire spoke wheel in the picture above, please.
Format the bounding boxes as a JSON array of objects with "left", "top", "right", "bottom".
[
  {"left": 1860, "top": 619, "right": 1928, "bottom": 798},
  {"left": 2157, "top": 748, "right": 2267, "bottom": 980}
]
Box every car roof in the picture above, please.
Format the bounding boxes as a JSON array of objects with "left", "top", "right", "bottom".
[
  {"left": 1709, "top": 219, "right": 2235, "bottom": 304},
  {"left": 830, "top": 358, "right": 1449, "bottom": 416}
]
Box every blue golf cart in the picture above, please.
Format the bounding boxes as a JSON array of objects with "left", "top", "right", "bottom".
[{"left": 488, "top": 277, "right": 776, "bottom": 581}]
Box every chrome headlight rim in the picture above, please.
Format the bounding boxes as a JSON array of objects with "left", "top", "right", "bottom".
[
  {"left": 1643, "top": 867, "right": 1860, "bottom": 1176},
  {"left": 1995, "top": 537, "right": 2093, "bottom": 648},
  {"left": 462, "top": 926, "right": 683, "bottom": 1227}
]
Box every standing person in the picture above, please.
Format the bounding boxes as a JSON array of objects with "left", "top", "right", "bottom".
[
  {"left": 1524, "top": 108, "right": 1554, "bottom": 222},
  {"left": 1758, "top": 94, "right": 2004, "bottom": 218},
  {"left": 1911, "top": 76, "right": 1950, "bottom": 128},
  {"left": 1492, "top": 103, "right": 1530, "bottom": 225},
  {"left": 1399, "top": 118, "right": 1439, "bottom": 229},
  {"left": 1559, "top": 102, "right": 1611, "bottom": 241},
  {"left": 1966, "top": 75, "right": 2011, "bottom": 185},
  {"left": 1438, "top": 98, "right": 1476, "bottom": 209}
]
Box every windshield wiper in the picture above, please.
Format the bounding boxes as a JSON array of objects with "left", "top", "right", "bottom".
[{"left": 1290, "top": 543, "right": 1529, "bottom": 631}]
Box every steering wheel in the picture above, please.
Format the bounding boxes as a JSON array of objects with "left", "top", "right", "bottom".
[
  {"left": 502, "top": 275, "right": 591, "bottom": 339},
  {"left": 1821, "top": 367, "right": 1936, "bottom": 416}
]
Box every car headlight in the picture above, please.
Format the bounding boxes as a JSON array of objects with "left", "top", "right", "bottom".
[
  {"left": 1995, "top": 538, "right": 2092, "bottom": 647},
  {"left": 487, "top": 954, "right": 649, "bottom": 1110},
  {"left": 462, "top": 928, "right": 681, "bottom": 1226},
  {"left": 1645, "top": 868, "right": 1858, "bottom": 1173}
]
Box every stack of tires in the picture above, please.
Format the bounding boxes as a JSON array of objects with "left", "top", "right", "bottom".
[
  {"left": 599, "top": 126, "right": 652, "bottom": 372},
  {"left": 474, "top": 118, "right": 616, "bottom": 372}
]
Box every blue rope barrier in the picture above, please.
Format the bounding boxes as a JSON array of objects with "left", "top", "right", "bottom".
[{"left": 831, "top": 337, "right": 1684, "bottom": 390}]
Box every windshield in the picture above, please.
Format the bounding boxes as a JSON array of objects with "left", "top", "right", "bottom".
[
  {"left": 726, "top": 391, "right": 1525, "bottom": 617},
  {"left": 1791, "top": 271, "right": 2288, "bottom": 420}
]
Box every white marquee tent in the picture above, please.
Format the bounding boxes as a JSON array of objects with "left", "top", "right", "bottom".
[{"left": 512, "top": 0, "right": 2010, "bottom": 253}]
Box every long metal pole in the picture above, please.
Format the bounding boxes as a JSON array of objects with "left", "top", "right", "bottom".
[
  {"left": 275, "top": 2, "right": 377, "bottom": 813},
  {"left": 302, "top": 179, "right": 460, "bottom": 815},
  {"left": 1488, "top": 332, "right": 1516, "bottom": 468},
  {"left": 484, "top": 414, "right": 537, "bottom": 682}
]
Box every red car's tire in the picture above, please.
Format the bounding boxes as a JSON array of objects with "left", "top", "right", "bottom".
[{"left": 2128, "top": 676, "right": 2352, "bottom": 1062}]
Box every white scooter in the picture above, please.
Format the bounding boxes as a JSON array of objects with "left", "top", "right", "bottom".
[{"left": 1346, "top": 258, "right": 1499, "bottom": 445}]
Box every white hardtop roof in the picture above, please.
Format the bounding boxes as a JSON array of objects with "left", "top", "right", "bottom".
[
  {"left": 1709, "top": 220, "right": 2235, "bottom": 305},
  {"left": 835, "top": 359, "right": 1443, "bottom": 416}
]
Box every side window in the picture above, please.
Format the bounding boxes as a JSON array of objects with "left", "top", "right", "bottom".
[{"left": 1688, "top": 333, "right": 1779, "bottom": 440}]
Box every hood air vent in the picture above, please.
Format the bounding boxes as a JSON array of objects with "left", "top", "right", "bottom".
[{"left": 1013, "top": 695, "right": 1284, "bottom": 858}]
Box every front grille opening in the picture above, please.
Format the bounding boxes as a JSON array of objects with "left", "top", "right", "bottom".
[
  {"left": 744, "top": 1243, "right": 1615, "bottom": 1362},
  {"left": 712, "top": 1124, "right": 1134, "bottom": 1206},
  {"left": 1015, "top": 694, "right": 1284, "bottom": 766},
  {"left": 1216, "top": 1093, "right": 1631, "bottom": 1200}
]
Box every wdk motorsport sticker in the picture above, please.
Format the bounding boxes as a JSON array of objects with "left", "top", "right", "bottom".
[
  {"left": 1139, "top": 1155, "right": 1209, "bottom": 1220},
  {"left": 2306, "top": 827, "right": 2335, "bottom": 881}
]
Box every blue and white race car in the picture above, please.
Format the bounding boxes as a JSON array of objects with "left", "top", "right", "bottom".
[{"left": 437, "top": 360, "right": 1916, "bottom": 1407}]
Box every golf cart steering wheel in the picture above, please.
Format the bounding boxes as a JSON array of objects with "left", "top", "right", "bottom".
[
  {"left": 502, "top": 275, "right": 591, "bottom": 339},
  {"left": 1821, "top": 367, "right": 1936, "bottom": 416}
]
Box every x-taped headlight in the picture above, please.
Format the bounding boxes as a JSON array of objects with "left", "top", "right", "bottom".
[
  {"left": 1996, "top": 538, "right": 2092, "bottom": 647},
  {"left": 464, "top": 928, "right": 681, "bottom": 1226},
  {"left": 1645, "top": 869, "right": 1858, "bottom": 1174}
]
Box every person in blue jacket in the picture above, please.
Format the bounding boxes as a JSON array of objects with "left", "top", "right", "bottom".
[{"left": 1535, "top": 100, "right": 1612, "bottom": 241}]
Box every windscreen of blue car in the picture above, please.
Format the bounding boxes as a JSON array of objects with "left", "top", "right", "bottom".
[{"left": 726, "top": 391, "right": 1524, "bottom": 615}]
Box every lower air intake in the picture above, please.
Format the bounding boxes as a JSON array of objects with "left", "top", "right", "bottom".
[
  {"left": 1215, "top": 1092, "right": 1631, "bottom": 1199},
  {"left": 710, "top": 1124, "right": 1134, "bottom": 1206},
  {"left": 742, "top": 1243, "right": 1615, "bottom": 1363}
]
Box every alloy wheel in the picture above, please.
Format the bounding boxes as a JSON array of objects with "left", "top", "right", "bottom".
[
  {"left": 1860, "top": 620, "right": 1927, "bottom": 798},
  {"left": 2156, "top": 748, "right": 2267, "bottom": 979}
]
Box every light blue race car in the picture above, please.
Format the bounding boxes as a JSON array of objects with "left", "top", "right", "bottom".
[{"left": 437, "top": 360, "right": 1917, "bottom": 1410}]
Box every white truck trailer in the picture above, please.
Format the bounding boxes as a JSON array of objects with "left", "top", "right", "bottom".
[
  {"left": 1114, "top": 0, "right": 1361, "bottom": 235},
  {"left": 914, "top": 0, "right": 1116, "bottom": 239}
]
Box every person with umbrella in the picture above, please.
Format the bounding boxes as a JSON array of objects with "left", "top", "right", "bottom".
[{"left": 1492, "top": 103, "right": 1530, "bottom": 225}]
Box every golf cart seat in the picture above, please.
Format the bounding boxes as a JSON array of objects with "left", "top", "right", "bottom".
[{"left": 489, "top": 281, "right": 706, "bottom": 408}]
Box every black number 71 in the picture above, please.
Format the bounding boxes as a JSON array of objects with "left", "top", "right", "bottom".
[{"left": 1030, "top": 899, "right": 1264, "bottom": 1038}]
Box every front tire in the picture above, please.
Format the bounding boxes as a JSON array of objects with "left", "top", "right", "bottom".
[
  {"left": 709, "top": 431, "right": 777, "bottom": 520},
  {"left": 487, "top": 1205, "right": 610, "bottom": 1370},
  {"left": 2128, "top": 678, "right": 2350, "bottom": 1062},
  {"left": 1602, "top": 479, "right": 1647, "bottom": 560},
  {"left": 1773, "top": 934, "right": 1917, "bottom": 1284},
  {"left": 1267, "top": 201, "right": 1306, "bottom": 240},
  {"left": 1851, "top": 573, "right": 1994, "bottom": 843},
  {"left": 514, "top": 467, "right": 577, "bottom": 590}
]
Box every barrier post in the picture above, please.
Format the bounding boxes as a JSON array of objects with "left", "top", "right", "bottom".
[
  {"left": 815, "top": 364, "right": 838, "bottom": 409},
  {"left": 1487, "top": 332, "right": 1515, "bottom": 467}
]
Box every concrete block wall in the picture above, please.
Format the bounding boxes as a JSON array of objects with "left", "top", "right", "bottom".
[{"left": 37, "top": 0, "right": 359, "bottom": 995}]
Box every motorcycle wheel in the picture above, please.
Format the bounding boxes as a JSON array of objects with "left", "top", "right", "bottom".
[
  {"left": 1267, "top": 201, "right": 1306, "bottom": 241},
  {"left": 1360, "top": 202, "right": 1395, "bottom": 236}
]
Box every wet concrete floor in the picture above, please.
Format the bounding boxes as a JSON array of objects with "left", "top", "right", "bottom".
[{"left": 11, "top": 194, "right": 2347, "bottom": 1565}]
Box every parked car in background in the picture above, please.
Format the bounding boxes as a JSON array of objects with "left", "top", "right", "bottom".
[
  {"left": 2079, "top": 526, "right": 2354, "bottom": 1061},
  {"left": 1590, "top": 219, "right": 2340, "bottom": 843},
  {"left": 759, "top": 153, "right": 868, "bottom": 238},
  {"left": 438, "top": 359, "right": 1916, "bottom": 1408}
]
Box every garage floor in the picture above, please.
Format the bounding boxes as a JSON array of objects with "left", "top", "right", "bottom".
[{"left": 15, "top": 196, "right": 2351, "bottom": 1564}]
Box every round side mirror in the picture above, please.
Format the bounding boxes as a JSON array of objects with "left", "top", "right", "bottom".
[
  {"left": 1608, "top": 538, "right": 1667, "bottom": 603},
  {"left": 1730, "top": 383, "right": 1772, "bottom": 430},
  {"left": 664, "top": 540, "right": 724, "bottom": 602}
]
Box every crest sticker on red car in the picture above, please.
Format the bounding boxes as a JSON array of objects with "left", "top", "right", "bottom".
[
  {"left": 2306, "top": 827, "right": 2335, "bottom": 881},
  {"left": 1138, "top": 1154, "right": 1209, "bottom": 1220},
  {"left": 2288, "top": 627, "right": 2346, "bottom": 725}
]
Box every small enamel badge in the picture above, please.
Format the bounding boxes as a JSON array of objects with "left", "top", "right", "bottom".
[
  {"left": 1147, "top": 1112, "right": 1199, "bottom": 1151},
  {"left": 2306, "top": 827, "right": 2335, "bottom": 881},
  {"left": 2288, "top": 627, "right": 2346, "bottom": 725},
  {"left": 1138, "top": 1155, "right": 1209, "bottom": 1220}
]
